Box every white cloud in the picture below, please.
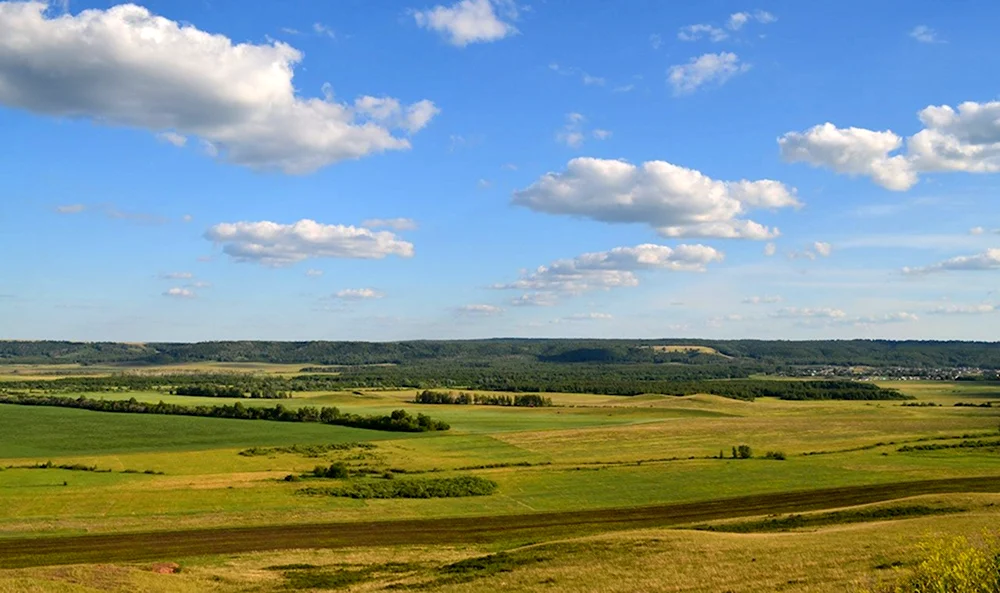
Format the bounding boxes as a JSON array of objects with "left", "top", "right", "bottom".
[
  {"left": 742, "top": 295, "right": 782, "bottom": 304},
  {"left": 305, "top": 269, "right": 324, "bottom": 277},
  {"left": 778, "top": 123, "right": 916, "bottom": 191},
  {"left": 763, "top": 242, "right": 777, "bottom": 256},
  {"left": 52, "top": 202, "right": 169, "bottom": 224},
  {"left": 556, "top": 112, "right": 587, "bottom": 148},
  {"left": 0, "top": 3, "right": 437, "bottom": 174},
  {"left": 677, "top": 24, "right": 728, "bottom": 42},
  {"left": 727, "top": 10, "right": 775, "bottom": 30},
  {"left": 548, "top": 62, "right": 607, "bottom": 87},
  {"left": 512, "top": 157, "right": 798, "bottom": 239},
  {"left": 771, "top": 307, "right": 846, "bottom": 319},
  {"left": 649, "top": 34, "right": 662, "bottom": 50},
  {"left": 335, "top": 288, "right": 385, "bottom": 300},
  {"left": 668, "top": 52, "right": 750, "bottom": 95},
  {"left": 188, "top": 280, "right": 212, "bottom": 289},
  {"left": 181, "top": 214, "right": 194, "bottom": 223},
  {"left": 555, "top": 312, "right": 613, "bottom": 323},
  {"left": 727, "top": 12, "right": 749, "bottom": 30},
  {"left": 313, "top": 22, "right": 335, "bottom": 39},
  {"left": 852, "top": 312, "right": 919, "bottom": 324},
  {"left": 456, "top": 303, "right": 504, "bottom": 316},
  {"left": 205, "top": 219, "right": 415, "bottom": 266},
  {"left": 612, "top": 83, "right": 635, "bottom": 93},
  {"left": 361, "top": 217, "right": 418, "bottom": 231},
  {"left": 788, "top": 242, "right": 833, "bottom": 261},
  {"left": 707, "top": 313, "right": 746, "bottom": 327},
  {"left": 909, "top": 25, "right": 941, "bottom": 43},
  {"left": 160, "top": 272, "right": 193, "bottom": 280},
  {"left": 156, "top": 131, "right": 187, "bottom": 147},
  {"left": 412, "top": 0, "right": 517, "bottom": 46},
  {"left": 970, "top": 227, "right": 985, "bottom": 235},
  {"left": 779, "top": 101, "right": 1000, "bottom": 190},
  {"left": 163, "top": 287, "right": 195, "bottom": 299},
  {"left": 478, "top": 178, "right": 492, "bottom": 188},
  {"left": 493, "top": 243, "right": 724, "bottom": 297},
  {"left": 902, "top": 249, "right": 1000, "bottom": 275},
  {"left": 928, "top": 303, "right": 997, "bottom": 315},
  {"left": 510, "top": 292, "right": 558, "bottom": 307},
  {"left": 592, "top": 129, "right": 612, "bottom": 140}
]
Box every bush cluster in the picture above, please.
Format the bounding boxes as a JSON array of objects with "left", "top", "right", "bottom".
[{"left": 298, "top": 475, "right": 498, "bottom": 499}]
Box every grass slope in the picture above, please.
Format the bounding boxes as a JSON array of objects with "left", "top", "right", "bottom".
[{"left": 0, "top": 405, "right": 406, "bottom": 457}]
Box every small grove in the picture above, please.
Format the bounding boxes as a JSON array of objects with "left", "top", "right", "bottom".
[
  {"left": 414, "top": 390, "right": 552, "bottom": 407},
  {"left": 0, "top": 394, "right": 450, "bottom": 433}
]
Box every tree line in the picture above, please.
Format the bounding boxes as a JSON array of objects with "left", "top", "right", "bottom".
[
  {"left": 0, "top": 394, "right": 450, "bottom": 433},
  {"left": 414, "top": 390, "right": 553, "bottom": 407},
  {"left": 0, "top": 371, "right": 906, "bottom": 401}
]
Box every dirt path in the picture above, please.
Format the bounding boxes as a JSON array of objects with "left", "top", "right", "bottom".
[{"left": 2, "top": 475, "right": 999, "bottom": 568}]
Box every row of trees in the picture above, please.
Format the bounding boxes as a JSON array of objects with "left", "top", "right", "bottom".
[
  {"left": 0, "top": 394, "right": 450, "bottom": 433},
  {"left": 1, "top": 370, "right": 906, "bottom": 401},
  {"left": 171, "top": 384, "right": 290, "bottom": 399},
  {"left": 414, "top": 390, "right": 553, "bottom": 407}
]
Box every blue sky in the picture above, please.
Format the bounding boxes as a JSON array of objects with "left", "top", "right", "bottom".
[{"left": 1, "top": 0, "right": 999, "bottom": 341}]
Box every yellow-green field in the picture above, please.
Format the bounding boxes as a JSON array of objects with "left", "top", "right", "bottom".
[{"left": 1, "top": 371, "right": 999, "bottom": 591}]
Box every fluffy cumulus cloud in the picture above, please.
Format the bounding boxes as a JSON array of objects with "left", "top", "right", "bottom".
[
  {"left": 0, "top": 3, "right": 437, "bottom": 174},
  {"left": 361, "top": 218, "right": 418, "bottom": 231},
  {"left": 763, "top": 242, "right": 777, "bottom": 256},
  {"left": 902, "top": 249, "right": 1000, "bottom": 275},
  {"left": 205, "top": 219, "right": 414, "bottom": 266},
  {"left": 334, "top": 288, "right": 385, "bottom": 300},
  {"left": 456, "top": 304, "right": 504, "bottom": 316},
  {"left": 779, "top": 101, "right": 1000, "bottom": 190},
  {"left": 668, "top": 52, "right": 750, "bottom": 95},
  {"left": 512, "top": 157, "right": 798, "bottom": 240},
  {"left": 412, "top": 0, "right": 518, "bottom": 46},
  {"left": 493, "top": 243, "right": 724, "bottom": 299}
]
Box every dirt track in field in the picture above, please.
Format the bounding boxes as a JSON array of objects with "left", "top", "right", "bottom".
[{"left": 2, "top": 475, "right": 999, "bottom": 568}]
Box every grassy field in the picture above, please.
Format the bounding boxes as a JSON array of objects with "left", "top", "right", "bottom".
[{"left": 0, "top": 369, "right": 998, "bottom": 590}]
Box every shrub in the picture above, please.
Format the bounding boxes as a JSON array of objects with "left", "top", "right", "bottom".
[
  {"left": 737, "top": 444, "right": 753, "bottom": 459},
  {"left": 866, "top": 534, "right": 1000, "bottom": 592},
  {"left": 764, "top": 451, "right": 786, "bottom": 460},
  {"left": 312, "top": 462, "right": 350, "bottom": 479}
]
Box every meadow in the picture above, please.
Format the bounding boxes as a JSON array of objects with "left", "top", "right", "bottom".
[{"left": 0, "top": 361, "right": 998, "bottom": 591}]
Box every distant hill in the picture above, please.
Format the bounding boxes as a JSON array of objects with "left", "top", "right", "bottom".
[{"left": 1, "top": 339, "right": 998, "bottom": 368}]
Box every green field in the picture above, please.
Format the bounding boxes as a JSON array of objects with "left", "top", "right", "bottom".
[{"left": 1, "top": 370, "right": 999, "bottom": 591}]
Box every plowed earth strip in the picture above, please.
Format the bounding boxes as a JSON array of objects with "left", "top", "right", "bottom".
[{"left": 2, "top": 476, "right": 998, "bottom": 568}]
